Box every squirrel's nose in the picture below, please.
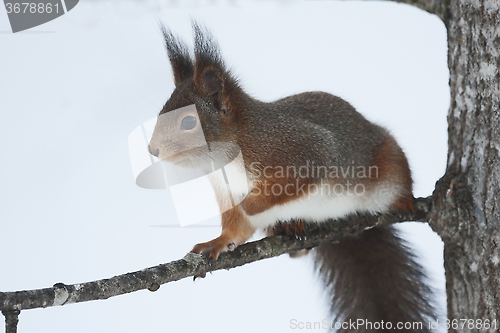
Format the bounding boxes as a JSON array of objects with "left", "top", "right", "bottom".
[{"left": 148, "top": 145, "right": 159, "bottom": 157}]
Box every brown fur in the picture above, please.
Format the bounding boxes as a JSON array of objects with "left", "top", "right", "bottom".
[
  {"left": 241, "top": 177, "right": 311, "bottom": 216},
  {"left": 191, "top": 205, "right": 255, "bottom": 261},
  {"left": 372, "top": 136, "right": 415, "bottom": 211},
  {"left": 266, "top": 220, "right": 307, "bottom": 237}
]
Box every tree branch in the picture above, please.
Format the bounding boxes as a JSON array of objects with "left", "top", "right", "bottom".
[{"left": 0, "top": 196, "right": 432, "bottom": 316}]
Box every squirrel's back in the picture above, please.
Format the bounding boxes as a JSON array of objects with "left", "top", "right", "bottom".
[{"left": 241, "top": 91, "right": 390, "bottom": 170}]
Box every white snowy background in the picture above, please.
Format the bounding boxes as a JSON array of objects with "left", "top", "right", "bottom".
[{"left": 0, "top": 1, "right": 449, "bottom": 332}]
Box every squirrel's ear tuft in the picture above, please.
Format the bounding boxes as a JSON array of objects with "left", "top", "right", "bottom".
[
  {"left": 192, "top": 22, "right": 230, "bottom": 110},
  {"left": 160, "top": 24, "right": 194, "bottom": 87}
]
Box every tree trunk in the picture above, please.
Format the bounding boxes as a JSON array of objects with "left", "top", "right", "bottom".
[{"left": 429, "top": 0, "right": 500, "bottom": 331}]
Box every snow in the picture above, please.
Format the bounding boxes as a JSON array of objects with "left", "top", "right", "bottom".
[{"left": 0, "top": 1, "right": 449, "bottom": 332}]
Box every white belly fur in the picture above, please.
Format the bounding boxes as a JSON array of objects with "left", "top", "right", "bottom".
[
  {"left": 243, "top": 183, "right": 402, "bottom": 230},
  {"left": 210, "top": 159, "right": 402, "bottom": 230}
]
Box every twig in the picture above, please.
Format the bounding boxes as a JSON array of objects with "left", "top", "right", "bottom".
[{"left": 2, "top": 310, "right": 20, "bottom": 333}]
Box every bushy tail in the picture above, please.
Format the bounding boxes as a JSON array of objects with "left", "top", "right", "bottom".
[{"left": 314, "top": 225, "right": 435, "bottom": 333}]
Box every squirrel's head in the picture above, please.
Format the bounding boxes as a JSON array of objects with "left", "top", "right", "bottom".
[{"left": 148, "top": 23, "right": 242, "bottom": 166}]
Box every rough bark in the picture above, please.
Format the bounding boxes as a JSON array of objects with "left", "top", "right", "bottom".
[{"left": 428, "top": 0, "right": 500, "bottom": 332}]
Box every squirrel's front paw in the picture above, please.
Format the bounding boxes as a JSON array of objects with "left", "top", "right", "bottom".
[{"left": 191, "top": 236, "right": 238, "bottom": 261}]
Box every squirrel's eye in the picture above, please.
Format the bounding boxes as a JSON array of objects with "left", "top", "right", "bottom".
[{"left": 180, "top": 115, "right": 197, "bottom": 131}]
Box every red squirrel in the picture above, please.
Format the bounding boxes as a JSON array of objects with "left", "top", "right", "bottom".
[{"left": 149, "top": 24, "right": 435, "bottom": 332}]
